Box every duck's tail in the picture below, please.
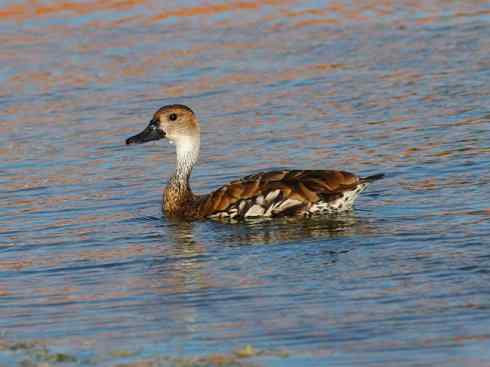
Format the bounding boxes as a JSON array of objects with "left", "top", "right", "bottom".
[{"left": 360, "top": 173, "right": 385, "bottom": 183}]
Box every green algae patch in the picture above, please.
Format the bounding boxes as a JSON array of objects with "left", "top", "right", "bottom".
[
  {"left": 1, "top": 337, "right": 290, "bottom": 367},
  {"left": 24, "top": 348, "right": 77, "bottom": 365},
  {"left": 0, "top": 338, "right": 77, "bottom": 366},
  {"left": 233, "top": 345, "right": 258, "bottom": 358},
  {"left": 45, "top": 352, "right": 78, "bottom": 363},
  {"left": 115, "top": 354, "right": 260, "bottom": 367},
  {"left": 110, "top": 349, "right": 140, "bottom": 358},
  {"left": 0, "top": 340, "right": 46, "bottom": 352},
  {"left": 232, "top": 344, "right": 290, "bottom": 359}
]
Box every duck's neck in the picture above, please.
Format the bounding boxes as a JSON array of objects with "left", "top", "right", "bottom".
[{"left": 164, "top": 135, "right": 200, "bottom": 215}]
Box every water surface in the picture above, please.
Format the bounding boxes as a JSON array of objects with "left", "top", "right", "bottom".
[{"left": 1, "top": 1, "right": 490, "bottom": 366}]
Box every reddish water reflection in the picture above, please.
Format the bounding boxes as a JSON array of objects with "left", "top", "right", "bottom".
[{"left": 1, "top": 0, "right": 490, "bottom": 366}]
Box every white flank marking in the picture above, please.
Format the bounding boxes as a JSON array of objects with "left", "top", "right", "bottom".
[
  {"left": 265, "top": 189, "right": 280, "bottom": 203},
  {"left": 245, "top": 205, "right": 265, "bottom": 217},
  {"left": 308, "top": 184, "right": 368, "bottom": 215},
  {"left": 273, "top": 199, "right": 302, "bottom": 215},
  {"left": 238, "top": 200, "right": 247, "bottom": 211}
]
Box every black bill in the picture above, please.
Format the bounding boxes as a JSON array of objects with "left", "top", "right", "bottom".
[{"left": 126, "top": 122, "right": 166, "bottom": 145}]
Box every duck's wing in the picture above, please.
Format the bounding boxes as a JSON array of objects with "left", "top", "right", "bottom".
[{"left": 196, "top": 170, "right": 374, "bottom": 219}]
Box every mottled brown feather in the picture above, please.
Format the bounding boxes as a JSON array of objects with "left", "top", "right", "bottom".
[
  {"left": 210, "top": 189, "right": 225, "bottom": 212},
  {"left": 297, "top": 182, "right": 319, "bottom": 202},
  {"left": 195, "top": 169, "right": 361, "bottom": 218},
  {"left": 228, "top": 183, "right": 243, "bottom": 198}
]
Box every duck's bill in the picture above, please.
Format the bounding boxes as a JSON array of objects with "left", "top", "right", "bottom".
[{"left": 126, "top": 125, "right": 166, "bottom": 145}]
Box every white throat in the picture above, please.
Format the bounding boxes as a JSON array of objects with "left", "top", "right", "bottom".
[{"left": 173, "top": 135, "right": 200, "bottom": 179}]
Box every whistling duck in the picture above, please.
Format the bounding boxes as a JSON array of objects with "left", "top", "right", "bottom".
[{"left": 126, "top": 104, "right": 383, "bottom": 220}]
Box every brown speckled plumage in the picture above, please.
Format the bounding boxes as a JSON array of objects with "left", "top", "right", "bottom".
[{"left": 126, "top": 104, "right": 384, "bottom": 221}]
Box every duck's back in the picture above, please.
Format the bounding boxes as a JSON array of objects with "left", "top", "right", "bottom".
[{"left": 194, "top": 170, "right": 382, "bottom": 220}]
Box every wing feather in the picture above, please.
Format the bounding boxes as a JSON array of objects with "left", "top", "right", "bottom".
[{"left": 197, "top": 170, "right": 361, "bottom": 218}]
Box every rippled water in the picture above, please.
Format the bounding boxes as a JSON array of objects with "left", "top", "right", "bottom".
[{"left": 1, "top": 1, "right": 490, "bottom": 366}]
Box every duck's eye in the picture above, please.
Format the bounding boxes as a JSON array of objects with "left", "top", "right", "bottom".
[{"left": 169, "top": 113, "right": 178, "bottom": 121}]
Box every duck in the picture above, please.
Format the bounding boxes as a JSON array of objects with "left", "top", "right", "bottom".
[{"left": 126, "top": 104, "right": 384, "bottom": 221}]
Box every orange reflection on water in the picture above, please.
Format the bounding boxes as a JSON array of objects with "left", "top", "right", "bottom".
[
  {"left": 0, "top": 0, "right": 149, "bottom": 21},
  {"left": 1, "top": 0, "right": 489, "bottom": 362},
  {"left": 152, "top": 0, "right": 289, "bottom": 22}
]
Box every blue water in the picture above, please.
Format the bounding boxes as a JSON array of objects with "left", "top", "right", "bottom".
[{"left": 1, "top": 1, "right": 490, "bottom": 366}]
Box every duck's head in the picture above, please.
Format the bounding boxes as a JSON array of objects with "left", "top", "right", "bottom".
[{"left": 126, "top": 104, "right": 200, "bottom": 146}]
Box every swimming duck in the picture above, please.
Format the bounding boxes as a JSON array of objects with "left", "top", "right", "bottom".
[{"left": 126, "top": 104, "right": 383, "bottom": 220}]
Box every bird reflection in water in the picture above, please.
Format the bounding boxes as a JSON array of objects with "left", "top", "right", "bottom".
[
  {"left": 141, "top": 213, "right": 376, "bottom": 336},
  {"left": 148, "top": 211, "right": 377, "bottom": 279},
  {"left": 147, "top": 212, "right": 373, "bottom": 277},
  {"left": 207, "top": 211, "right": 376, "bottom": 247},
  {"left": 147, "top": 221, "right": 210, "bottom": 289}
]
